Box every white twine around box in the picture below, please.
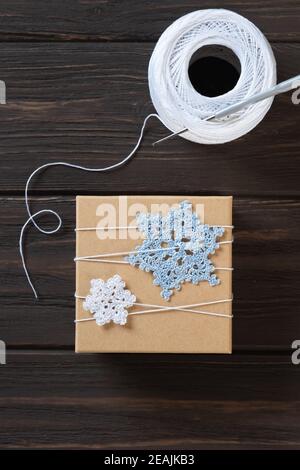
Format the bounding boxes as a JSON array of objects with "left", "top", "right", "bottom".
[{"left": 74, "top": 274, "right": 233, "bottom": 326}]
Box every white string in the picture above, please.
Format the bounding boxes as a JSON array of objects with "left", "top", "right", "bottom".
[
  {"left": 75, "top": 224, "right": 234, "bottom": 231},
  {"left": 19, "top": 209, "right": 61, "bottom": 299},
  {"left": 148, "top": 9, "right": 277, "bottom": 144},
  {"left": 74, "top": 258, "right": 233, "bottom": 270},
  {"left": 20, "top": 114, "right": 164, "bottom": 299},
  {"left": 74, "top": 241, "right": 233, "bottom": 260},
  {"left": 75, "top": 246, "right": 188, "bottom": 260},
  {"left": 75, "top": 297, "right": 233, "bottom": 322}
]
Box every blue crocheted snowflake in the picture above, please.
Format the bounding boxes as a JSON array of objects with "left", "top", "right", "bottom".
[{"left": 126, "top": 200, "right": 224, "bottom": 300}]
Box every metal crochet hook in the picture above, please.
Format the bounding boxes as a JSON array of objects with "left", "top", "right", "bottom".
[{"left": 153, "top": 75, "right": 300, "bottom": 146}]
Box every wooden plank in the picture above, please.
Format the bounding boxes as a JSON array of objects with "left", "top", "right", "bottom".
[
  {"left": 0, "top": 352, "right": 299, "bottom": 449},
  {"left": 0, "top": 1, "right": 299, "bottom": 42},
  {"left": 1, "top": 196, "right": 300, "bottom": 349},
  {"left": 0, "top": 42, "right": 299, "bottom": 196}
]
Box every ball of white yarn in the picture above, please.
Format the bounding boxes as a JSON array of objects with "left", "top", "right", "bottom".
[{"left": 148, "top": 9, "right": 277, "bottom": 144}]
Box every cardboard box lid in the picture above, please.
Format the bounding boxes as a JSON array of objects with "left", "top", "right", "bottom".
[{"left": 76, "top": 196, "right": 232, "bottom": 353}]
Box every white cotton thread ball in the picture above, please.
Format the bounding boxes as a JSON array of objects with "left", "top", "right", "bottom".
[{"left": 148, "top": 9, "right": 277, "bottom": 144}]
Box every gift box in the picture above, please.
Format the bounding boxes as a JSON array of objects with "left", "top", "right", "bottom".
[{"left": 75, "top": 195, "right": 233, "bottom": 353}]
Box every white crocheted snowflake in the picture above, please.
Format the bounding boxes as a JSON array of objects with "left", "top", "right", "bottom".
[{"left": 83, "top": 274, "right": 136, "bottom": 326}]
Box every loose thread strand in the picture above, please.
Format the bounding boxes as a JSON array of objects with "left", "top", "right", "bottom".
[{"left": 20, "top": 114, "right": 163, "bottom": 298}]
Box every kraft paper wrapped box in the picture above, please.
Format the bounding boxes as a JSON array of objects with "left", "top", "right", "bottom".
[{"left": 75, "top": 196, "right": 232, "bottom": 353}]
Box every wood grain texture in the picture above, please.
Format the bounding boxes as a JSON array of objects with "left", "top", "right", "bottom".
[
  {"left": 0, "top": 43, "right": 299, "bottom": 196},
  {"left": 0, "top": 352, "right": 299, "bottom": 449},
  {"left": 0, "top": 0, "right": 299, "bottom": 450},
  {"left": 1, "top": 196, "right": 299, "bottom": 350},
  {"left": 0, "top": 1, "right": 299, "bottom": 42}
]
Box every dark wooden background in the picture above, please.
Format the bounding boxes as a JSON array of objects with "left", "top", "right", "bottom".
[{"left": 0, "top": 1, "right": 300, "bottom": 450}]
